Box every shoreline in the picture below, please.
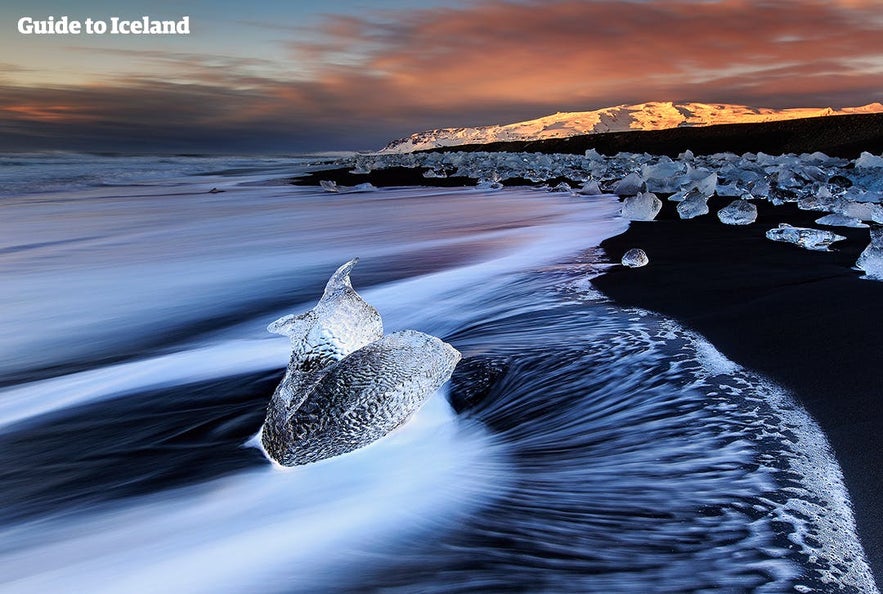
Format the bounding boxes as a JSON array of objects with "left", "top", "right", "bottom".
[
  {"left": 292, "top": 152, "right": 883, "bottom": 585},
  {"left": 591, "top": 198, "right": 883, "bottom": 584}
]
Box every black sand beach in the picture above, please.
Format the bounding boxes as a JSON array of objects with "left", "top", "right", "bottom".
[{"left": 593, "top": 198, "right": 883, "bottom": 582}]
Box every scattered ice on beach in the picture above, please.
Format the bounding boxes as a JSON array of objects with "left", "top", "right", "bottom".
[
  {"left": 621, "top": 248, "right": 649, "bottom": 268},
  {"left": 621, "top": 191, "right": 662, "bottom": 221},
  {"left": 677, "top": 189, "right": 709, "bottom": 219},
  {"left": 815, "top": 214, "right": 868, "bottom": 228},
  {"left": 856, "top": 225, "right": 883, "bottom": 280},
  {"left": 765, "top": 224, "right": 846, "bottom": 251},
  {"left": 549, "top": 182, "right": 572, "bottom": 193},
  {"left": 613, "top": 172, "right": 646, "bottom": 196},
  {"left": 717, "top": 199, "right": 758, "bottom": 225}
]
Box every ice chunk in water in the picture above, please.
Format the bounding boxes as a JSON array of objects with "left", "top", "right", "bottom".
[
  {"left": 577, "top": 180, "right": 604, "bottom": 196},
  {"left": 621, "top": 191, "right": 662, "bottom": 221},
  {"left": 717, "top": 199, "right": 758, "bottom": 225},
  {"left": 549, "top": 182, "right": 572, "bottom": 193},
  {"left": 815, "top": 214, "right": 868, "bottom": 228},
  {"left": 621, "top": 248, "right": 649, "bottom": 268},
  {"left": 320, "top": 180, "right": 377, "bottom": 193},
  {"left": 677, "top": 189, "right": 709, "bottom": 219},
  {"left": 613, "top": 172, "right": 646, "bottom": 196},
  {"left": 476, "top": 179, "right": 503, "bottom": 190},
  {"left": 856, "top": 225, "right": 883, "bottom": 280},
  {"left": 765, "top": 224, "right": 846, "bottom": 251},
  {"left": 263, "top": 260, "right": 461, "bottom": 467}
]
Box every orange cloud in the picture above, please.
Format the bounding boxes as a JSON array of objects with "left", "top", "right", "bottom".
[{"left": 1, "top": 0, "right": 881, "bottom": 151}]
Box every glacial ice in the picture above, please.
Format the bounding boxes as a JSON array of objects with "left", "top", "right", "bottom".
[
  {"left": 621, "top": 248, "right": 649, "bottom": 268},
  {"left": 815, "top": 214, "right": 868, "bottom": 228},
  {"left": 677, "top": 190, "right": 710, "bottom": 219},
  {"left": 765, "top": 224, "right": 846, "bottom": 251},
  {"left": 855, "top": 151, "right": 883, "bottom": 169},
  {"left": 717, "top": 199, "right": 758, "bottom": 225},
  {"left": 621, "top": 191, "right": 662, "bottom": 221},
  {"left": 577, "top": 180, "right": 604, "bottom": 196},
  {"left": 856, "top": 226, "right": 883, "bottom": 280},
  {"left": 319, "top": 147, "right": 883, "bottom": 273},
  {"left": 262, "top": 260, "right": 461, "bottom": 466},
  {"left": 320, "top": 180, "right": 377, "bottom": 193},
  {"left": 613, "top": 172, "right": 646, "bottom": 196}
]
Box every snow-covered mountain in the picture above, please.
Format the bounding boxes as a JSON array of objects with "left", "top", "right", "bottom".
[{"left": 379, "top": 101, "right": 883, "bottom": 153}]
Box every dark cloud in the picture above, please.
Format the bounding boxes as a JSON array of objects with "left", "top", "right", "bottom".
[{"left": 2, "top": 1, "right": 882, "bottom": 152}]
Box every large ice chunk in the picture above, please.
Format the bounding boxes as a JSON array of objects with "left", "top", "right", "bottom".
[
  {"left": 815, "top": 214, "right": 868, "bottom": 228},
  {"left": 717, "top": 199, "right": 758, "bottom": 225},
  {"left": 262, "top": 260, "right": 461, "bottom": 467},
  {"left": 836, "top": 201, "right": 883, "bottom": 223},
  {"left": 613, "top": 172, "right": 646, "bottom": 196},
  {"left": 765, "top": 224, "right": 846, "bottom": 251},
  {"left": 855, "top": 151, "right": 883, "bottom": 169},
  {"left": 676, "top": 189, "right": 709, "bottom": 219},
  {"left": 621, "top": 248, "right": 649, "bottom": 268},
  {"left": 856, "top": 225, "right": 883, "bottom": 280},
  {"left": 621, "top": 191, "right": 662, "bottom": 221}
]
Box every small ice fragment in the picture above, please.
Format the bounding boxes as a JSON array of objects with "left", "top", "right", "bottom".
[
  {"left": 613, "top": 172, "right": 646, "bottom": 196},
  {"left": 855, "top": 151, "right": 883, "bottom": 169},
  {"left": 549, "top": 181, "right": 572, "bottom": 193},
  {"left": 476, "top": 179, "right": 503, "bottom": 190},
  {"left": 577, "top": 180, "right": 603, "bottom": 196},
  {"left": 319, "top": 180, "right": 376, "bottom": 193},
  {"left": 815, "top": 214, "right": 868, "bottom": 228},
  {"left": 677, "top": 189, "right": 709, "bottom": 219},
  {"left": 678, "top": 149, "right": 695, "bottom": 161},
  {"left": 621, "top": 191, "right": 662, "bottom": 221},
  {"left": 717, "top": 199, "right": 758, "bottom": 225},
  {"left": 765, "top": 223, "right": 846, "bottom": 251},
  {"left": 622, "top": 248, "right": 649, "bottom": 268},
  {"left": 856, "top": 225, "right": 883, "bottom": 280}
]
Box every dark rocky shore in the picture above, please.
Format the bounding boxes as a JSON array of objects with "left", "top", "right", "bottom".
[{"left": 293, "top": 113, "right": 883, "bottom": 583}]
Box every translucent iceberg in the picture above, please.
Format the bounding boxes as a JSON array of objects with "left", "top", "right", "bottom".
[
  {"left": 856, "top": 225, "right": 883, "bottom": 280},
  {"left": 262, "top": 260, "right": 461, "bottom": 466},
  {"left": 677, "top": 189, "right": 709, "bottom": 219},
  {"left": 765, "top": 224, "right": 846, "bottom": 251},
  {"left": 621, "top": 191, "right": 662, "bottom": 221},
  {"left": 577, "top": 180, "right": 604, "bottom": 196},
  {"left": 855, "top": 151, "right": 883, "bottom": 169},
  {"left": 320, "top": 180, "right": 377, "bottom": 193},
  {"left": 717, "top": 199, "right": 758, "bottom": 225},
  {"left": 815, "top": 214, "right": 868, "bottom": 228},
  {"left": 613, "top": 172, "right": 646, "bottom": 196},
  {"left": 621, "top": 248, "right": 649, "bottom": 268}
]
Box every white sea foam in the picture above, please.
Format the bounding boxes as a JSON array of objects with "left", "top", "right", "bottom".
[{"left": 0, "top": 392, "right": 510, "bottom": 594}]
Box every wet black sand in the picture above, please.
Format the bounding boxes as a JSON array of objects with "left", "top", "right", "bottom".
[{"left": 592, "top": 198, "right": 883, "bottom": 583}]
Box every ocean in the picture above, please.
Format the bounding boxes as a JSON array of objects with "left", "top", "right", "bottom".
[{"left": 0, "top": 154, "right": 877, "bottom": 593}]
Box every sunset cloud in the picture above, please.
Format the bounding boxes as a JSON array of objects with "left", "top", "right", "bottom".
[{"left": 1, "top": 0, "right": 881, "bottom": 152}]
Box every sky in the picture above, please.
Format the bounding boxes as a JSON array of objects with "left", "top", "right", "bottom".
[{"left": 1, "top": 0, "right": 882, "bottom": 153}]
